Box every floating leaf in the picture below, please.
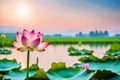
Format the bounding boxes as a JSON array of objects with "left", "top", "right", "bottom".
[
  {"left": 29, "top": 68, "right": 50, "bottom": 80},
  {"left": 4, "top": 64, "right": 39, "bottom": 80},
  {"left": 0, "top": 74, "right": 3, "bottom": 80},
  {"left": 104, "top": 75, "right": 120, "bottom": 80},
  {"left": 0, "top": 49, "right": 12, "bottom": 54},
  {"left": 47, "top": 62, "right": 94, "bottom": 80},
  {"left": 68, "top": 47, "right": 93, "bottom": 56},
  {"left": 75, "top": 60, "right": 120, "bottom": 75},
  {"left": 0, "top": 58, "right": 21, "bottom": 72},
  {"left": 90, "top": 70, "right": 116, "bottom": 79},
  {"left": 106, "top": 49, "right": 120, "bottom": 57},
  {"left": 75, "top": 55, "right": 120, "bottom": 79},
  {"left": 78, "top": 55, "right": 116, "bottom": 62},
  {"left": 79, "top": 55, "right": 99, "bottom": 62},
  {"left": 49, "top": 62, "right": 66, "bottom": 71}
]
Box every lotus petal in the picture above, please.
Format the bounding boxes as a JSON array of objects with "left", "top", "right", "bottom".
[
  {"left": 12, "top": 41, "right": 22, "bottom": 48},
  {"left": 17, "top": 47, "right": 27, "bottom": 52},
  {"left": 31, "top": 38, "right": 40, "bottom": 48},
  {"left": 16, "top": 32, "right": 22, "bottom": 44},
  {"left": 23, "top": 29, "right": 29, "bottom": 34},
  {"left": 82, "top": 64, "right": 89, "bottom": 69},
  {"left": 21, "top": 34, "right": 29, "bottom": 46},
  {"left": 37, "top": 42, "right": 50, "bottom": 51},
  {"left": 13, "top": 29, "right": 50, "bottom": 52}
]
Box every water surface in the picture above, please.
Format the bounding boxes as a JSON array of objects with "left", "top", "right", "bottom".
[{"left": 0, "top": 44, "right": 109, "bottom": 71}]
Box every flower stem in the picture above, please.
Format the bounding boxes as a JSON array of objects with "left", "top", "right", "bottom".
[
  {"left": 36, "top": 57, "right": 39, "bottom": 66},
  {"left": 2, "top": 38, "right": 4, "bottom": 49},
  {"left": 26, "top": 50, "right": 30, "bottom": 80}
]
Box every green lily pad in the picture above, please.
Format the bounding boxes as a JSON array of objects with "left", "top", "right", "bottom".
[
  {"left": 79, "top": 55, "right": 116, "bottom": 62},
  {"left": 48, "top": 62, "right": 66, "bottom": 72},
  {"left": 0, "top": 58, "right": 21, "bottom": 72},
  {"left": 68, "top": 47, "right": 93, "bottom": 57},
  {"left": 104, "top": 75, "right": 120, "bottom": 80},
  {"left": 0, "top": 49, "right": 12, "bottom": 54},
  {"left": 74, "top": 55, "right": 120, "bottom": 79},
  {"left": 0, "top": 74, "right": 3, "bottom": 80},
  {"left": 75, "top": 59, "right": 120, "bottom": 75},
  {"left": 29, "top": 67, "right": 50, "bottom": 80},
  {"left": 106, "top": 49, "right": 120, "bottom": 56},
  {"left": 4, "top": 64, "right": 39, "bottom": 80},
  {"left": 46, "top": 62, "right": 94, "bottom": 80}
]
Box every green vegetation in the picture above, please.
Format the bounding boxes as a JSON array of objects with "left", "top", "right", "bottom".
[
  {"left": 46, "top": 62, "right": 94, "bottom": 80},
  {"left": 0, "top": 58, "right": 21, "bottom": 72},
  {"left": 4, "top": 64, "right": 49, "bottom": 80},
  {"left": 106, "top": 43, "right": 120, "bottom": 57},
  {"left": 68, "top": 47, "right": 120, "bottom": 80},
  {"left": 110, "top": 43, "right": 120, "bottom": 50},
  {"left": 0, "top": 38, "right": 15, "bottom": 47},
  {"left": 0, "top": 37, "right": 120, "bottom": 47},
  {"left": 68, "top": 47, "right": 93, "bottom": 56},
  {"left": 43, "top": 37, "right": 120, "bottom": 44},
  {"left": 1, "top": 46, "right": 120, "bottom": 79},
  {"left": 0, "top": 49, "right": 11, "bottom": 54}
]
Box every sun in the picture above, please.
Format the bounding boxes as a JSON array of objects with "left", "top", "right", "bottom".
[
  {"left": 15, "top": 4, "right": 30, "bottom": 17},
  {"left": 17, "top": 6, "right": 29, "bottom": 16}
]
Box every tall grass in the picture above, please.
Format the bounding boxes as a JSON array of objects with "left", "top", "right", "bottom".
[
  {"left": 43, "top": 37, "right": 120, "bottom": 44},
  {"left": 0, "top": 38, "right": 15, "bottom": 47},
  {"left": 0, "top": 37, "right": 120, "bottom": 47}
]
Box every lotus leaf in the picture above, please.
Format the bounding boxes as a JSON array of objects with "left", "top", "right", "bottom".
[
  {"left": 74, "top": 59, "right": 120, "bottom": 79},
  {"left": 104, "top": 75, "right": 120, "bottom": 80},
  {"left": 47, "top": 62, "right": 94, "bottom": 80},
  {"left": 106, "top": 49, "right": 120, "bottom": 56},
  {"left": 0, "top": 58, "right": 21, "bottom": 72},
  {"left": 0, "top": 49, "right": 11, "bottom": 54},
  {"left": 79, "top": 55, "right": 116, "bottom": 62},
  {"left": 4, "top": 64, "right": 39, "bottom": 80},
  {"left": 29, "top": 68, "right": 49, "bottom": 80},
  {"left": 68, "top": 47, "right": 93, "bottom": 56},
  {"left": 0, "top": 74, "right": 3, "bottom": 80}
]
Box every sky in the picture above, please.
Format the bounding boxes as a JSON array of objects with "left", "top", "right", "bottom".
[{"left": 0, "top": 0, "right": 120, "bottom": 34}]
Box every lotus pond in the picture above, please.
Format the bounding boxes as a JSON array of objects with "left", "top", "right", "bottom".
[
  {"left": 0, "top": 31, "right": 120, "bottom": 80},
  {"left": 0, "top": 44, "right": 109, "bottom": 71},
  {"left": 1, "top": 43, "right": 120, "bottom": 80}
]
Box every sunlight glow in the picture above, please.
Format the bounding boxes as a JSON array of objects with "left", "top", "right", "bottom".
[{"left": 16, "top": 4, "right": 30, "bottom": 17}]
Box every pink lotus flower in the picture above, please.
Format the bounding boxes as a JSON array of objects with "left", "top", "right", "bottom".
[
  {"left": 12, "top": 29, "right": 50, "bottom": 52},
  {"left": 12, "top": 29, "right": 50, "bottom": 79},
  {"left": 82, "top": 63, "right": 89, "bottom": 69}
]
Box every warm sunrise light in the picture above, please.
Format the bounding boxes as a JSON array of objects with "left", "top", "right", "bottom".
[
  {"left": 0, "top": 0, "right": 119, "bottom": 33},
  {"left": 15, "top": 4, "right": 30, "bottom": 17}
]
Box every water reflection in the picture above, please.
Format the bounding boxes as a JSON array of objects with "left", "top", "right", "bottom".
[
  {"left": 88, "top": 43, "right": 109, "bottom": 48},
  {"left": 0, "top": 44, "right": 109, "bottom": 71}
]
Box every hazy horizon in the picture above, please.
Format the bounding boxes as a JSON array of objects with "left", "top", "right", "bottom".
[{"left": 0, "top": 26, "right": 119, "bottom": 36}]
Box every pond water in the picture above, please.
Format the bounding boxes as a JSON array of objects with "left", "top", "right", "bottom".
[{"left": 0, "top": 44, "right": 110, "bottom": 71}]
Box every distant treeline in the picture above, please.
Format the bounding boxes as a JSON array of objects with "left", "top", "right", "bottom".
[
  {"left": 46, "top": 30, "right": 120, "bottom": 38},
  {"left": 76, "top": 30, "right": 109, "bottom": 37}
]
